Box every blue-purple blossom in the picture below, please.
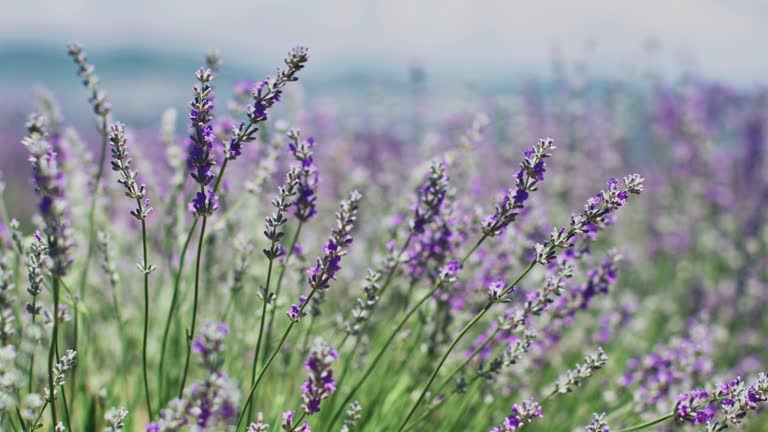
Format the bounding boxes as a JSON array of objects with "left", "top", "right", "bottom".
[
  {"left": 482, "top": 138, "right": 555, "bottom": 237},
  {"left": 287, "top": 129, "right": 319, "bottom": 222},
  {"left": 225, "top": 47, "right": 309, "bottom": 161},
  {"left": 147, "top": 322, "right": 239, "bottom": 431},
  {"left": 281, "top": 411, "right": 311, "bottom": 432},
  {"left": 301, "top": 339, "right": 338, "bottom": 415},
  {"left": 489, "top": 398, "right": 543, "bottom": 432},
  {"left": 675, "top": 389, "right": 715, "bottom": 424},
  {"left": 411, "top": 161, "right": 450, "bottom": 234},
  {"left": 192, "top": 189, "right": 219, "bottom": 216}
]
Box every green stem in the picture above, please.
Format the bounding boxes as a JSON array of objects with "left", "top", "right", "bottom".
[
  {"left": 47, "top": 277, "right": 60, "bottom": 430},
  {"left": 178, "top": 214, "right": 207, "bottom": 397},
  {"left": 138, "top": 208, "right": 153, "bottom": 418},
  {"left": 263, "top": 223, "right": 304, "bottom": 357},
  {"left": 158, "top": 158, "right": 229, "bottom": 405},
  {"left": 616, "top": 413, "right": 674, "bottom": 432},
  {"left": 433, "top": 326, "right": 500, "bottom": 396},
  {"left": 27, "top": 297, "right": 37, "bottom": 393},
  {"left": 246, "top": 246, "right": 277, "bottom": 424},
  {"left": 288, "top": 411, "right": 308, "bottom": 432},
  {"left": 236, "top": 289, "right": 319, "bottom": 430},
  {"left": 157, "top": 220, "right": 197, "bottom": 403},
  {"left": 397, "top": 261, "right": 535, "bottom": 431}
]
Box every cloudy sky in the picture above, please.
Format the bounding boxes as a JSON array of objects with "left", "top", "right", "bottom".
[{"left": 1, "top": 0, "right": 766, "bottom": 83}]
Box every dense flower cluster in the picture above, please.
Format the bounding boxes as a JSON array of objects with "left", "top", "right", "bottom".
[
  {"left": 148, "top": 322, "right": 239, "bottom": 431},
  {"left": 490, "top": 399, "right": 543, "bottom": 432},
  {"left": 300, "top": 339, "right": 338, "bottom": 415},
  {"left": 287, "top": 129, "right": 319, "bottom": 221},
  {"left": 482, "top": 138, "right": 555, "bottom": 237},
  {"left": 225, "top": 47, "right": 309, "bottom": 160}
]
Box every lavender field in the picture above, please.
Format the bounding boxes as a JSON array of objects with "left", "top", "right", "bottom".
[{"left": 0, "top": 4, "right": 767, "bottom": 432}]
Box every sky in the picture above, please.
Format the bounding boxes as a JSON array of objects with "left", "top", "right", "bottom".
[{"left": 1, "top": 0, "right": 767, "bottom": 84}]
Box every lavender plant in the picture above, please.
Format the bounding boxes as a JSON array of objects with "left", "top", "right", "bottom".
[{"left": 1, "top": 40, "right": 767, "bottom": 432}]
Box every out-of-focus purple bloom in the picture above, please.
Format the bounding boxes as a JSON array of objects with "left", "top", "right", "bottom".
[
  {"left": 147, "top": 322, "right": 239, "bottom": 431},
  {"left": 489, "top": 398, "right": 543, "bottom": 432},
  {"left": 301, "top": 339, "right": 338, "bottom": 415},
  {"left": 23, "top": 114, "right": 74, "bottom": 277}
]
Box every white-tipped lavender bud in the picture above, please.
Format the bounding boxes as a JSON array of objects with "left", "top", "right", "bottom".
[
  {"left": 553, "top": 347, "right": 607, "bottom": 394},
  {"left": 104, "top": 406, "right": 129, "bottom": 432}
]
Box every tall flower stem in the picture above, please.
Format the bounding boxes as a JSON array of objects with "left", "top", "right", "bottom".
[
  {"left": 397, "top": 261, "right": 535, "bottom": 431},
  {"left": 246, "top": 239, "right": 278, "bottom": 424},
  {"left": 177, "top": 212, "right": 208, "bottom": 397},
  {"left": 157, "top": 220, "right": 197, "bottom": 401},
  {"left": 236, "top": 288, "right": 319, "bottom": 430},
  {"left": 27, "top": 296, "right": 37, "bottom": 393},
  {"left": 158, "top": 158, "right": 229, "bottom": 404},
  {"left": 434, "top": 326, "right": 501, "bottom": 395},
  {"left": 46, "top": 276, "right": 60, "bottom": 430},
  {"left": 137, "top": 199, "right": 153, "bottom": 417},
  {"left": 616, "top": 413, "right": 674, "bottom": 432},
  {"left": 262, "top": 222, "right": 304, "bottom": 357}
]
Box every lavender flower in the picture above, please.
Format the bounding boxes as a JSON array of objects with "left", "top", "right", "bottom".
[
  {"left": 104, "top": 407, "right": 129, "bottom": 432},
  {"left": 585, "top": 413, "right": 610, "bottom": 432},
  {"left": 281, "top": 411, "right": 311, "bottom": 432},
  {"left": 225, "top": 47, "right": 309, "bottom": 161},
  {"left": 192, "top": 189, "right": 219, "bottom": 216},
  {"left": 306, "top": 190, "right": 362, "bottom": 292},
  {"left": 23, "top": 114, "right": 74, "bottom": 276},
  {"left": 411, "top": 161, "right": 450, "bottom": 234},
  {"left": 51, "top": 349, "right": 77, "bottom": 387},
  {"left": 534, "top": 175, "right": 644, "bottom": 265},
  {"left": 706, "top": 373, "right": 768, "bottom": 430},
  {"left": 187, "top": 67, "right": 218, "bottom": 206},
  {"left": 301, "top": 339, "right": 338, "bottom": 415},
  {"left": 108, "top": 122, "right": 152, "bottom": 220},
  {"left": 287, "top": 129, "right": 319, "bottom": 221},
  {"left": 0, "top": 345, "right": 22, "bottom": 412},
  {"left": 553, "top": 347, "right": 607, "bottom": 394},
  {"left": 499, "top": 260, "right": 574, "bottom": 331},
  {"left": 489, "top": 398, "right": 543, "bottom": 432},
  {"left": 675, "top": 389, "right": 715, "bottom": 424},
  {"left": 482, "top": 138, "right": 555, "bottom": 237},
  {"left": 247, "top": 412, "right": 270, "bottom": 432},
  {"left": 67, "top": 42, "right": 110, "bottom": 118},
  {"left": 341, "top": 401, "right": 362, "bottom": 432},
  {"left": 263, "top": 167, "right": 301, "bottom": 260},
  {"left": 148, "top": 322, "right": 239, "bottom": 431},
  {"left": 344, "top": 270, "right": 382, "bottom": 335},
  {"left": 483, "top": 329, "right": 537, "bottom": 381}
]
